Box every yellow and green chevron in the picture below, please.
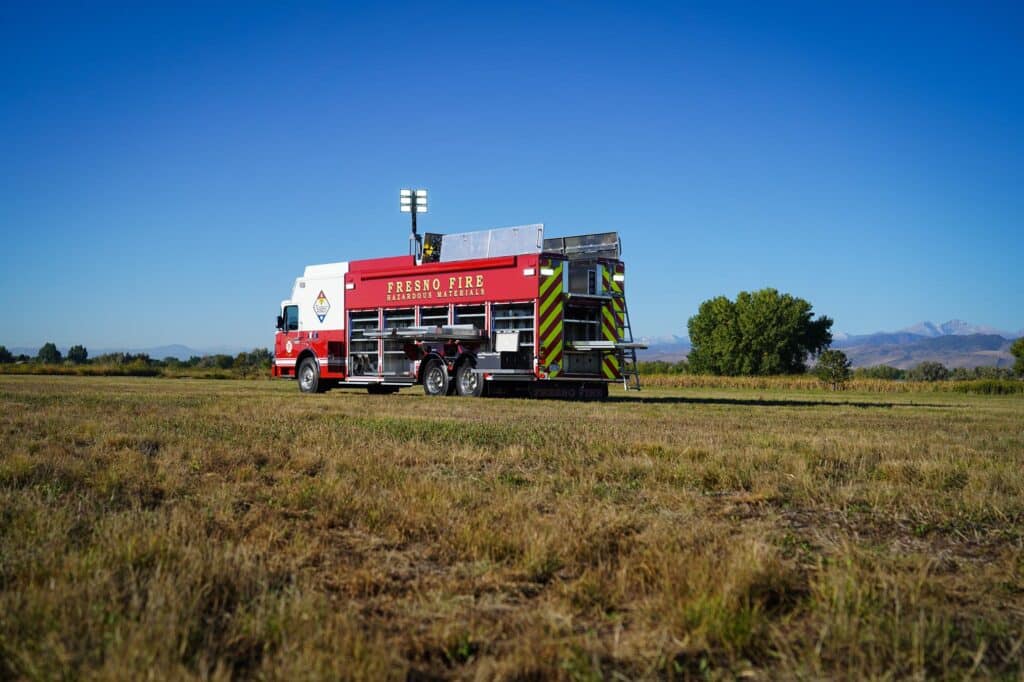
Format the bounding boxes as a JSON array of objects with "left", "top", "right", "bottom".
[
  {"left": 538, "top": 259, "right": 564, "bottom": 377},
  {"left": 601, "top": 264, "right": 625, "bottom": 379}
]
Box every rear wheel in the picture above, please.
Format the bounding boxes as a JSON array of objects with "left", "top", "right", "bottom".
[
  {"left": 422, "top": 359, "right": 449, "bottom": 397},
  {"left": 455, "top": 359, "right": 484, "bottom": 397},
  {"left": 298, "top": 357, "right": 322, "bottom": 393}
]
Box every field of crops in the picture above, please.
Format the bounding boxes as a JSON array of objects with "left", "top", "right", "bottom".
[{"left": 1, "top": 375, "right": 1022, "bottom": 679}]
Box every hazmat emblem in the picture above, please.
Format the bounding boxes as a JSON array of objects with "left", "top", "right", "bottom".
[{"left": 313, "top": 290, "right": 330, "bottom": 323}]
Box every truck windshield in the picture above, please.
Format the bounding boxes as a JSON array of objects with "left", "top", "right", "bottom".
[{"left": 284, "top": 305, "right": 298, "bottom": 331}]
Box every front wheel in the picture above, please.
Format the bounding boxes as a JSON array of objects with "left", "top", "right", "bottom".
[
  {"left": 455, "top": 360, "right": 484, "bottom": 397},
  {"left": 298, "top": 357, "right": 322, "bottom": 393},
  {"left": 422, "top": 359, "right": 449, "bottom": 397}
]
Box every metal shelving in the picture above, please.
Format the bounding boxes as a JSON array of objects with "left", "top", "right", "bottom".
[
  {"left": 348, "top": 311, "right": 379, "bottom": 377},
  {"left": 382, "top": 308, "right": 415, "bottom": 377}
]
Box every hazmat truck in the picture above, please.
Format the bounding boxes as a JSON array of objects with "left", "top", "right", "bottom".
[{"left": 272, "top": 224, "right": 644, "bottom": 398}]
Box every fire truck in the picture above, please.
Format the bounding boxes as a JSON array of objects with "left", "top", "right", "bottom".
[{"left": 272, "top": 224, "right": 645, "bottom": 398}]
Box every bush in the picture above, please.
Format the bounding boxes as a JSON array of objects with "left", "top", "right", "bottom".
[
  {"left": 1012, "top": 338, "right": 1024, "bottom": 377},
  {"left": 67, "top": 345, "right": 88, "bottom": 364},
  {"left": 814, "top": 350, "right": 852, "bottom": 390},
  {"left": 637, "top": 360, "right": 689, "bottom": 375},
  {"left": 951, "top": 379, "right": 1024, "bottom": 395},
  {"left": 37, "top": 342, "right": 62, "bottom": 364},
  {"left": 949, "top": 366, "right": 1015, "bottom": 381},
  {"left": 855, "top": 365, "right": 905, "bottom": 380},
  {"left": 0, "top": 346, "right": 12, "bottom": 364},
  {"left": 907, "top": 361, "right": 949, "bottom": 382}
]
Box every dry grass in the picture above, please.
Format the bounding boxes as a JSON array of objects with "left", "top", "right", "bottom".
[
  {"left": 1, "top": 376, "right": 1022, "bottom": 680},
  {"left": 642, "top": 373, "right": 1024, "bottom": 394}
]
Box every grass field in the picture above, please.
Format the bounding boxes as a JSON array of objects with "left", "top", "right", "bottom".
[{"left": 1, "top": 376, "right": 1022, "bottom": 680}]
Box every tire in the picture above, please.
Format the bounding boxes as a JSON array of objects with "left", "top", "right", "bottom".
[
  {"left": 422, "top": 359, "right": 450, "bottom": 397},
  {"left": 455, "top": 359, "right": 484, "bottom": 397},
  {"left": 298, "top": 357, "right": 322, "bottom": 393},
  {"left": 367, "top": 385, "right": 399, "bottom": 395}
]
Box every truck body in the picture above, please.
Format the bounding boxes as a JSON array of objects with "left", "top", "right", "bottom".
[{"left": 272, "top": 226, "right": 643, "bottom": 398}]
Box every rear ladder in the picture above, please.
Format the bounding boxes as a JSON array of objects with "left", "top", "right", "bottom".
[{"left": 619, "top": 294, "right": 641, "bottom": 391}]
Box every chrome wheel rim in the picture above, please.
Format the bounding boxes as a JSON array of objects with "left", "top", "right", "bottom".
[
  {"left": 426, "top": 366, "right": 444, "bottom": 394},
  {"left": 459, "top": 368, "right": 477, "bottom": 394},
  {"left": 300, "top": 364, "right": 315, "bottom": 390}
]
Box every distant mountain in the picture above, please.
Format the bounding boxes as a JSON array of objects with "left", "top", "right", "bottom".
[
  {"left": 899, "top": 320, "right": 1015, "bottom": 338},
  {"left": 840, "top": 334, "right": 1014, "bottom": 370},
  {"left": 833, "top": 332, "right": 929, "bottom": 348},
  {"left": 637, "top": 334, "right": 690, "bottom": 362}
]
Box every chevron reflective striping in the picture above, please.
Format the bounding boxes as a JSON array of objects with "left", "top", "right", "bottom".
[{"left": 538, "top": 261, "right": 564, "bottom": 378}]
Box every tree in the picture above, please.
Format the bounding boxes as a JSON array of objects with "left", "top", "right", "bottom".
[
  {"left": 37, "top": 342, "right": 62, "bottom": 364},
  {"left": 855, "top": 365, "right": 905, "bottom": 380},
  {"left": 907, "top": 361, "right": 949, "bottom": 382},
  {"left": 67, "top": 344, "right": 88, "bottom": 364},
  {"left": 1012, "top": 338, "right": 1024, "bottom": 377},
  {"left": 0, "top": 346, "right": 12, "bottom": 364},
  {"left": 687, "top": 288, "right": 833, "bottom": 375},
  {"left": 815, "top": 349, "right": 852, "bottom": 389}
]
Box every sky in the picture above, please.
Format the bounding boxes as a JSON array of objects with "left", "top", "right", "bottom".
[{"left": 1, "top": 1, "right": 1022, "bottom": 350}]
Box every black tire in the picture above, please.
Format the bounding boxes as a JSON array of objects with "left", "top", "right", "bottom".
[
  {"left": 367, "top": 385, "right": 399, "bottom": 395},
  {"left": 422, "top": 359, "right": 450, "bottom": 397},
  {"left": 455, "top": 359, "right": 484, "bottom": 397},
  {"left": 297, "top": 357, "right": 322, "bottom": 393}
]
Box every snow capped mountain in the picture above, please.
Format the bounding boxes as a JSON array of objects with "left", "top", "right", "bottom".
[
  {"left": 899, "top": 320, "right": 1014, "bottom": 338},
  {"left": 637, "top": 334, "right": 689, "bottom": 346}
]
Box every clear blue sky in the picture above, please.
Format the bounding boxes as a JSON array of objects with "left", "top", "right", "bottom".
[{"left": 2, "top": 1, "right": 1021, "bottom": 350}]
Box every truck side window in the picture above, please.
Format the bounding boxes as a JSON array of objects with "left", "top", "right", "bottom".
[{"left": 284, "top": 305, "right": 299, "bottom": 331}]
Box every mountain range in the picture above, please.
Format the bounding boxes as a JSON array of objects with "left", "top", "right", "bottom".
[{"left": 638, "top": 320, "right": 1021, "bottom": 369}]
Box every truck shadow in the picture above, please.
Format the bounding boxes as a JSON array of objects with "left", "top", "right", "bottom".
[{"left": 602, "top": 396, "right": 952, "bottom": 409}]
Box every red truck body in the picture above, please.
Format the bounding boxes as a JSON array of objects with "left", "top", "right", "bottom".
[{"left": 272, "top": 228, "right": 638, "bottom": 398}]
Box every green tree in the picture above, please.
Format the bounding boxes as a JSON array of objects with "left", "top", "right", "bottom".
[
  {"left": 37, "top": 342, "right": 62, "bottom": 364},
  {"left": 0, "top": 346, "right": 12, "bottom": 364},
  {"left": 67, "top": 344, "right": 88, "bottom": 364},
  {"left": 686, "top": 288, "right": 833, "bottom": 375},
  {"left": 815, "top": 349, "right": 852, "bottom": 389},
  {"left": 1012, "top": 338, "right": 1024, "bottom": 377},
  {"left": 907, "top": 361, "right": 949, "bottom": 382},
  {"left": 855, "top": 365, "right": 905, "bottom": 380}
]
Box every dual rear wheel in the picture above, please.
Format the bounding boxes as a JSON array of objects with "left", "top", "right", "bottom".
[{"left": 422, "top": 358, "right": 483, "bottom": 398}]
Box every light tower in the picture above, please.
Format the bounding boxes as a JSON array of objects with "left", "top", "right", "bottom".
[{"left": 399, "top": 188, "right": 428, "bottom": 259}]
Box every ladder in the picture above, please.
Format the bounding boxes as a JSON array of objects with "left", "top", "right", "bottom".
[{"left": 619, "top": 295, "right": 641, "bottom": 391}]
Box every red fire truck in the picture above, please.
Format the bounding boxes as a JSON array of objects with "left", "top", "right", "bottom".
[{"left": 272, "top": 225, "right": 644, "bottom": 398}]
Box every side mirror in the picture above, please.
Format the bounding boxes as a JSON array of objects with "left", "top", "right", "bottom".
[{"left": 276, "top": 315, "right": 284, "bottom": 331}]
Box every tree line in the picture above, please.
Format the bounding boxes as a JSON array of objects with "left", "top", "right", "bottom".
[
  {"left": 643, "top": 288, "right": 1024, "bottom": 388},
  {"left": 0, "top": 343, "right": 272, "bottom": 371}
]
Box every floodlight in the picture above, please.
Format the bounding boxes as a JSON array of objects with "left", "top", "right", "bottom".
[
  {"left": 400, "top": 189, "right": 412, "bottom": 197},
  {"left": 613, "top": 273, "right": 625, "bottom": 282},
  {"left": 540, "top": 267, "right": 555, "bottom": 276}
]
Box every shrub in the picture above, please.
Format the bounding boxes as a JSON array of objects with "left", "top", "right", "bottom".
[
  {"left": 67, "top": 345, "right": 88, "bottom": 364},
  {"left": 814, "top": 350, "right": 852, "bottom": 390},
  {"left": 855, "top": 365, "right": 905, "bottom": 380},
  {"left": 907, "top": 361, "right": 949, "bottom": 382},
  {"left": 37, "top": 342, "right": 62, "bottom": 364},
  {"left": 951, "top": 379, "right": 1024, "bottom": 395}
]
